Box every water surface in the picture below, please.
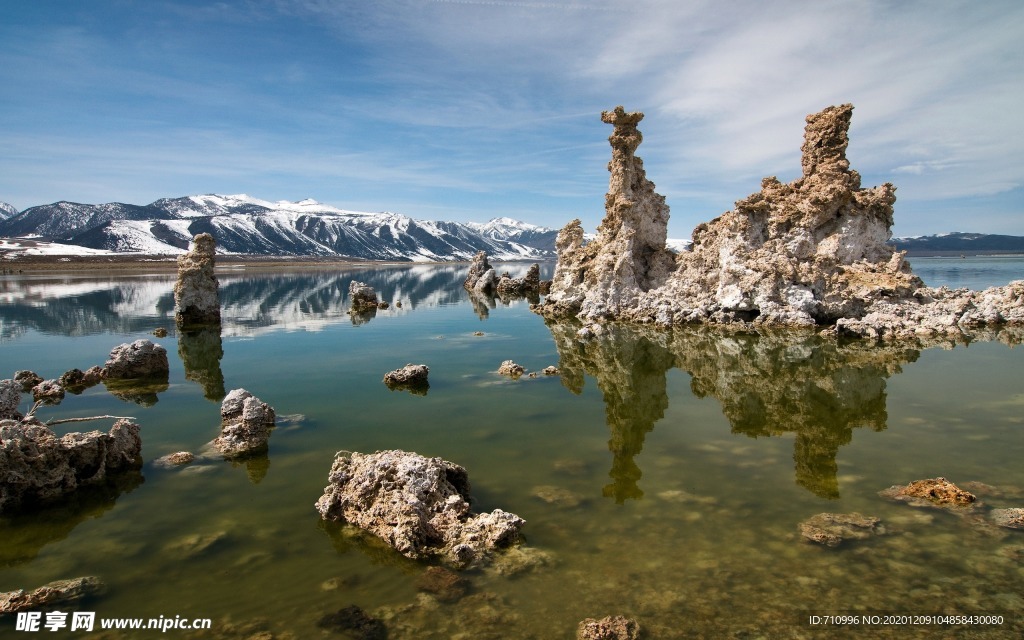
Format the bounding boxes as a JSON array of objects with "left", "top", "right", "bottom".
[{"left": 0, "top": 262, "right": 1021, "bottom": 638}]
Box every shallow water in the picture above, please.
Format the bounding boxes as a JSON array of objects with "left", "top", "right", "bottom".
[{"left": 1, "top": 262, "right": 1022, "bottom": 638}]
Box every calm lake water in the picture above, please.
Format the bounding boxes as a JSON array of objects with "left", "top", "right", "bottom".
[{"left": 1, "top": 259, "right": 1022, "bottom": 638}]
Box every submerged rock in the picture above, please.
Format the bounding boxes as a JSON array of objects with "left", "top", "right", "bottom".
[
  {"left": 0, "top": 419, "right": 142, "bottom": 513},
  {"left": 315, "top": 449, "right": 525, "bottom": 567},
  {"left": 799, "top": 512, "right": 884, "bottom": 547},
  {"left": 416, "top": 566, "right": 471, "bottom": 603},
  {"left": 317, "top": 605, "right": 387, "bottom": 639},
  {"left": 212, "top": 389, "right": 276, "bottom": 458},
  {"left": 174, "top": 233, "right": 221, "bottom": 326},
  {"left": 102, "top": 339, "right": 170, "bottom": 380},
  {"left": 0, "top": 576, "right": 106, "bottom": 614},
  {"left": 577, "top": 615, "right": 641, "bottom": 640},
  {"left": 154, "top": 451, "right": 195, "bottom": 468},
  {"left": 991, "top": 508, "right": 1024, "bottom": 530},
  {"left": 535, "top": 104, "right": 1024, "bottom": 339}
]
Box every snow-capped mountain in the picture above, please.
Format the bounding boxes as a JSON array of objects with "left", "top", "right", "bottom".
[
  {"left": 0, "top": 194, "right": 558, "bottom": 262},
  {"left": 0, "top": 201, "right": 19, "bottom": 219},
  {"left": 889, "top": 232, "right": 1024, "bottom": 255}
]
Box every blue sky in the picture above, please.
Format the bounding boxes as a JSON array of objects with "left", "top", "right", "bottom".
[{"left": 1, "top": 0, "right": 1022, "bottom": 238}]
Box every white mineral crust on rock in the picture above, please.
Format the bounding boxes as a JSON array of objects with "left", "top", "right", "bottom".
[
  {"left": 174, "top": 233, "right": 221, "bottom": 326},
  {"left": 536, "top": 104, "right": 1024, "bottom": 340}
]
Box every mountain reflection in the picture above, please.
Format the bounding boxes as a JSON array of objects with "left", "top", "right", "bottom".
[
  {"left": 0, "top": 264, "right": 549, "bottom": 338},
  {"left": 546, "top": 322, "right": 922, "bottom": 500}
]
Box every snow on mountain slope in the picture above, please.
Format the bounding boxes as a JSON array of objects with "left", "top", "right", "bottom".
[
  {"left": 0, "top": 194, "right": 559, "bottom": 261},
  {"left": 0, "top": 202, "right": 17, "bottom": 219}
]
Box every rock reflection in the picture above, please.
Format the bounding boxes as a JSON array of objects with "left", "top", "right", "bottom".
[
  {"left": 546, "top": 322, "right": 921, "bottom": 500},
  {"left": 178, "top": 326, "right": 226, "bottom": 401},
  {"left": 0, "top": 473, "right": 144, "bottom": 567}
]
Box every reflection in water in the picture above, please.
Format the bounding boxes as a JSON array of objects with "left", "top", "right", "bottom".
[
  {"left": 546, "top": 322, "right": 922, "bottom": 500},
  {"left": 0, "top": 472, "right": 144, "bottom": 567},
  {"left": 178, "top": 326, "right": 226, "bottom": 401},
  {"left": 102, "top": 376, "right": 170, "bottom": 407}
]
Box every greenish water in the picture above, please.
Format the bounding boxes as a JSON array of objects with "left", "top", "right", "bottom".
[{"left": 1, "top": 263, "right": 1022, "bottom": 638}]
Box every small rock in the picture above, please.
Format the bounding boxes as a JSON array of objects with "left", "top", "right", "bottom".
[
  {"left": 213, "top": 389, "right": 276, "bottom": 458},
  {"left": 31, "top": 379, "right": 64, "bottom": 404},
  {"left": 382, "top": 364, "right": 430, "bottom": 391},
  {"left": 991, "top": 508, "right": 1024, "bottom": 530},
  {"left": 497, "top": 360, "right": 525, "bottom": 378},
  {"left": 13, "top": 370, "right": 43, "bottom": 391},
  {"left": 154, "top": 451, "right": 195, "bottom": 468},
  {"left": 577, "top": 615, "right": 641, "bottom": 640},
  {"left": 153, "top": 327, "right": 169, "bottom": 338},
  {"left": 543, "top": 365, "right": 560, "bottom": 375},
  {"left": 799, "top": 512, "right": 884, "bottom": 547}
]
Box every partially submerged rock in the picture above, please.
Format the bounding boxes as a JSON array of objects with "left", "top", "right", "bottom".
[
  {"left": 799, "top": 512, "right": 884, "bottom": 547},
  {"left": 212, "top": 389, "right": 276, "bottom": 458},
  {"left": 349, "top": 280, "right": 380, "bottom": 312},
  {"left": 31, "top": 379, "right": 65, "bottom": 405},
  {"left": 464, "top": 251, "right": 495, "bottom": 294},
  {"left": 536, "top": 104, "right": 1024, "bottom": 339},
  {"left": 315, "top": 449, "right": 525, "bottom": 567},
  {"left": 0, "top": 419, "right": 142, "bottom": 513},
  {"left": 496, "top": 263, "right": 542, "bottom": 297},
  {"left": 58, "top": 366, "right": 103, "bottom": 392},
  {"left": 0, "top": 576, "right": 106, "bottom": 614},
  {"left": 879, "top": 477, "right": 978, "bottom": 510},
  {"left": 383, "top": 364, "right": 430, "bottom": 392},
  {"left": 154, "top": 451, "right": 195, "bottom": 468},
  {"left": 174, "top": 233, "right": 221, "bottom": 326},
  {"left": 497, "top": 360, "right": 525, "bottom": 378},
  {"left": 13, "top": 370, "right": 42, "bottom": 392},
  {"left": 991, "top": 508, "right": 1024, "bottom": 530},
  {"left": 102, "top": 339, "right": 170, "bottom": 380},
  {"left": 577, "top": 615, "right": 642, "bottom": 640}
]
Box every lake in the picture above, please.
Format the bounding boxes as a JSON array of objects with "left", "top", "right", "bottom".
[{"left": 1, "top": 258, "right": 1022, "bottom": 638}]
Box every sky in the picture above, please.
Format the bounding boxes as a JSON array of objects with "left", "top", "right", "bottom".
[{"left": 1, "top": 0, "right": 1022, "bottom": 238}]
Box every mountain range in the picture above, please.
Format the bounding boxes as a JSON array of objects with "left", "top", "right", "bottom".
[
  {"left": 889, "top": 232, "right": 1024, "bottom": 255},
  {"left": 0, "top": 194, "right": 558, "bottom": 262},
  {"left": 2, "top": 195, "right": 1022, "bottom": 260}
]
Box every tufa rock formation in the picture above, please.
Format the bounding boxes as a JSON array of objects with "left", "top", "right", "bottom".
[
  {"left": 0, "top": 418, "right": 143, "bottom": 513},
  {"left": 348, "top": 280, "right": 380, "bottom": 312},
  {"left": 0, "top": 577, "right": 106, "bottom": 614},
  {"left": 464, "top": 251, "right": 496, "bottom": 295},
  {"left": 212, "top": 389, "right": 276, "bottom": 458},
  {"left": 382, "top": 364, "right": 430, "bottom": 394},
  {"left": 102, "top": 339, "right": 170, "bottom": 380},
  {"left": 536, "top": 104, "right": 1024, "bottom": 339},
  {"left": 798, "top": 512, "right": 884, "bottom": 547},
  {"left": 174, "top": 233, "right": 221, "bottom": 326},
  {"left": 577, "top": 615, "right": 642, "bottom": 640},
  {"left": 315, "top": 449, "right": 525, "bottom": 567}
]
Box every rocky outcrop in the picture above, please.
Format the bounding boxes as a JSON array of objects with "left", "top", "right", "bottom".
[
  {"left": 0, "top": 577, "right": 106, "bottom": 614},
  {"left": 536, "top": 104, "right": 1024, "bottom": 339},
  {"left": 496, "top": 263, "right": 542, "bottom": 297},
  {"left": 212, "top": 389, "right": 276, "bottom": 458},
  {"left": 314, "top": 449, "right": 525, "bottom": 567},
  {"left": 102, "top": 339, "right": 169, "bottom": 380},
  {"left": 497, "top": 360, "right": 525, "bottom": 378},
  {"left": 349, "top": 280, "right": 379, "bottom": 312},
  {"left": 174, "top": 233, "right": 221, "bottom": 326},
  {"left": 58, "top": 366, "right": 103, "bottom": 392},
  {"left": 577, "top": 616, "right": 642, "bottom": 640},
  {"left": 13, "top": 370, "right": 42, "bottom": 392},
  {"left": 0, "top": 419, "right": 142, "bottom": 513},
  {"left": 991, "top": 508, "right": 1024, "bottom": 530}
]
